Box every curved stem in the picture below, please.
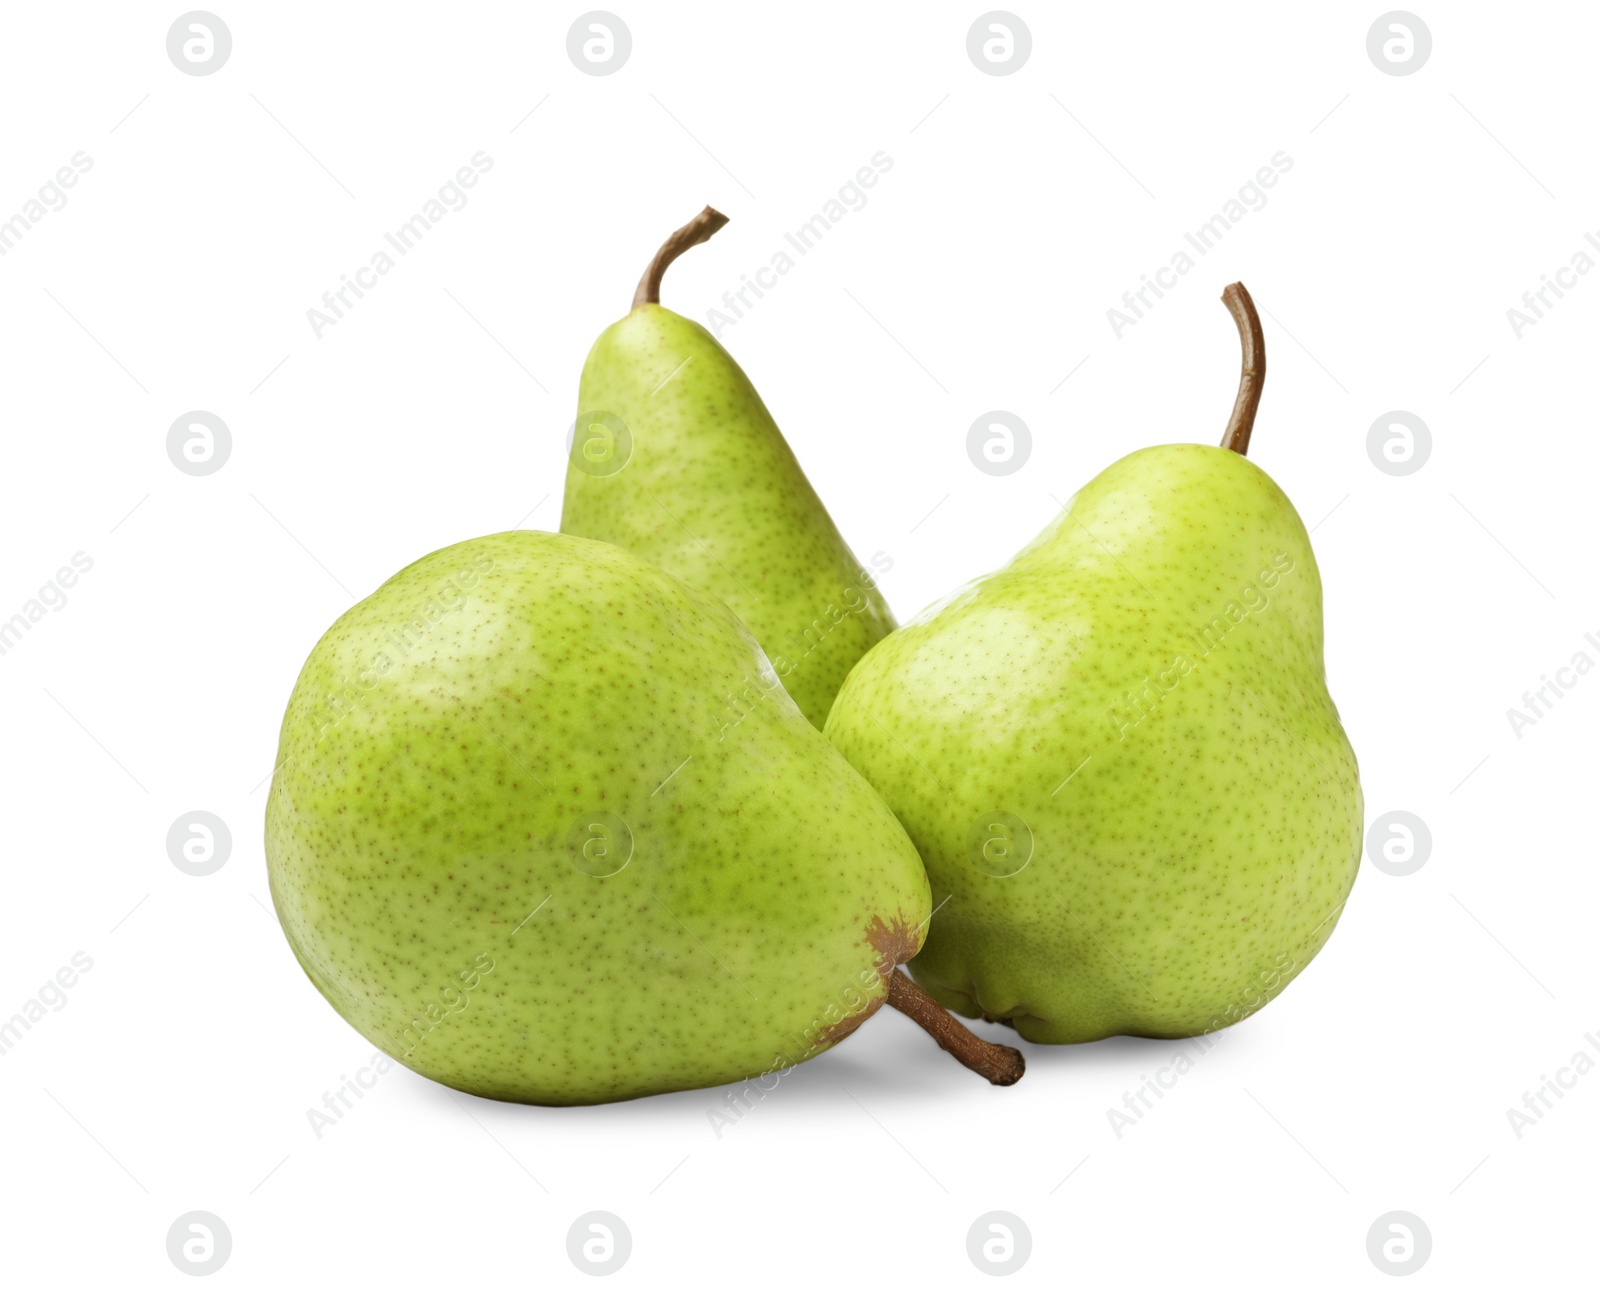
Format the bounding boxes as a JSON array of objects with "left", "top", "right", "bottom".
[
  {"left": 1219, "top": 281, "right": 1265, "bottom": 456},
  {"left": 886, "top": 971, "right": 1026, "bottom": 1086},
  {"left": 632, "top": 206, "right": 730, "bottom": 309}
]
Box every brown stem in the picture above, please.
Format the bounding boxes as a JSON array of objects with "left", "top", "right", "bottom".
[
  {"left": 886, "top": 970, "right": 1025, "bottom": 1086},
  {"left": 1219, "top": 281, "right": 1265, "bottom": 456},
  {"left": 632, "top": 206, "right": 729, "bottom": 309}
]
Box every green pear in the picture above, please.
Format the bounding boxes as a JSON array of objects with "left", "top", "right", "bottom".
[
  {"left": 824, "top": 285, "right": 1362, "bottom": 1044},
  {"left": 560, "top": 207, "right": 894, "bottom": 730},
  {"left": 265, "top": 530, "right": 1021, "bottom": 1104}
]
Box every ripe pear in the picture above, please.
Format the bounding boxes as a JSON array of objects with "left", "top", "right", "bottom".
[
  {"left": 560, "top": 207, "right": 894, "bottom": 730},
  {"left": 265, "top": 530, "right": 1021, "bottom": 1104},
  {"left": 824, "top": 285, "right": 1362, "bottom": 1044}
]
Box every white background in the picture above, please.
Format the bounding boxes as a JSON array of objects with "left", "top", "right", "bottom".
[{"left": 1, "top": 1, "right": 1593, "bottom": 1283}]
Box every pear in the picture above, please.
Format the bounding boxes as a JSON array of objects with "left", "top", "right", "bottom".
[
  {"left": 265, "top": 530, "right": 1021, "bottom": 1104},
  {"left": 560, "top": 207, "right": 894, "bottom": 730},
  {"left": 824, "top": 285, "right": 1362, "bottom": 1044}
]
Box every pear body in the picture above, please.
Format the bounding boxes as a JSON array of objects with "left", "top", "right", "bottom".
[
  {"left": 561, "top": 305, "right": 894, "bottom": 728},
  {"left": 825, "top": 445, "right": 1361, "bottom": 1043},
  {"left": 265, "top": 531, "right": 928, "bottom": 1104}
]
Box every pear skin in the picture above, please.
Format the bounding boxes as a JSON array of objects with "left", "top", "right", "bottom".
[
  {"left": 266, "top": 531, "right": 1020, "bottom": 1103},
  {"left": 824, "top": 286, "right": 1361, "bottom": 1044},
  {"left": 561, "top": 208, "right": 894, "bottom": 730}
]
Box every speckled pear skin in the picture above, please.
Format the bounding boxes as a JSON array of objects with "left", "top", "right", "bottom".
[
  {"left": 824, "top": 445, "right": 1362, "bottom": 1044},
  {"left": 561, "top": 305, "right": 895, "bottom": 729},
  {"left": 265, "top": 530, "right": 929, "bottom": 1105}
]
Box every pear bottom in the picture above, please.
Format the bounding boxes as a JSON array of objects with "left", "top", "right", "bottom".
[{"left": 904, "top": 905, "right": 1351, "bottom": 1047}]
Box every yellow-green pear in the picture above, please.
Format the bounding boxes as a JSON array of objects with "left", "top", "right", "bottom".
[
  {"left": 561, "top": 207, "right": 894, "bottom": 730},
  {"left": 825, "top": 286, "right": 1362, "bottom": 1044},
  {"left": 265, "top": 530, "right": 1021, "bottom": 1103}
]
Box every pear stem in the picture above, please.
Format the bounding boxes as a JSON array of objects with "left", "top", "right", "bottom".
[
  {"left": 632, "top": 206, "right": 730, "bottom": 309},
  {"left": 886, "top": 970, "right": 1026, "bottom": 1086},
  {"left": 1219, "top": 281, "right": 1265, "bottom": 456}
]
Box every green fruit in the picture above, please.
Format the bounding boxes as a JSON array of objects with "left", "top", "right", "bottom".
[
  {"left": 824, "top": 285, "right": 1362, "bottom": 1044},
  {"left": 561, "top": 207, "right": 894, "bottom": 730},
  {"left": 265, "top": 530, "right": 1020, "bottom": 1104}
]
